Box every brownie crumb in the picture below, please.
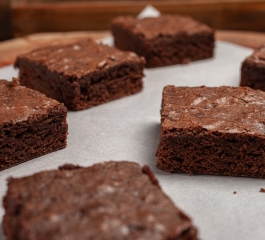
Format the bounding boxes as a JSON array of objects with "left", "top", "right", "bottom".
[
  {"left": 11, "top": 77, "right": 20, "bottom": 87},
  {"left": 260, "top": 188, "right": 265, "bottom": 193},
  {"left": 233, "top": 191, "right": 237, "bottom": 194}
]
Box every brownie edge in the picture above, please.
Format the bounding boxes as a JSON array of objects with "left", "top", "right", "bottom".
[
  {"left": 112, "top": 15, "right": 214, "bottom": 68},
  {"left": 3, "top": 161, "right": 198, "bottom": 240},
  {"left": 240, "top": 45, "right": 265, "bottom": 91},
  {"left": 156, "top": 85, "right": 265, "bottom": 178},
  {"left": 15, "top": 39, "right": 146, "bottom": 110},
  {"left": 0, "top": 79, "right": 68, "bottom": 171}
]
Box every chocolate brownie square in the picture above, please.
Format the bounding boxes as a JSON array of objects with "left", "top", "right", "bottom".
[
  {"left": 240, "top": 44, "right": 265, "bottom": 91},
  {"left": 15, "top": 39, "right": 145, "bottom": 110},
  {"left": 111, "top": 15, "right": 215, "bottom": 68},
  {"left": 0, "top": 78, "right": 67, "bottom": 171},
  {"left": 3, "top": 161, "right": 198, "bottom": 240},
  {"left": 156, "top": 85, "right": 265, "bottom": 178}
]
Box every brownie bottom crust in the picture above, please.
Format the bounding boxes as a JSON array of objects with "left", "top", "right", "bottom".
[
  {"left": 0, "top": 105, "right": 67, "bottom": 171},
  {"left": 156, "top": 129, "right": 265, "bottom": 178},
  {"left": 112, "top": 26, "right": 214, "bottom": 68}
]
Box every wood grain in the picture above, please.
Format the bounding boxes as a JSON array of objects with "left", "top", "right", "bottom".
[
  {"left": 11, "top": 1, "right": 265, "bottom": 37},
  {"left": 0, "top": 30, "right": 264, "bottom": 68},
  {"left": 216, "top": 30, "right": 265, "bottom": 49}
]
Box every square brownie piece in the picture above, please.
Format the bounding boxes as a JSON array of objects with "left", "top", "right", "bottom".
[
  {"left": 0, "top": 78, "right": 67, "bottom": 171},
  {"left": 3, "top": 161, "right": 198, "bottom": 240},
  {"left": 111, "top": 15, "right": 215, "bottom": 68},
  {"left": 156, "top": 85, "right": 265, "bottom": 178},
  {"left": 15, "top": 39, "right": 145, "bottom": 110},
  {"left": 240, "top": 44, "right": 265, "bottom": 91}
]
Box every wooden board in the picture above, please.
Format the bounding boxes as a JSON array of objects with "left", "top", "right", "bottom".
[
  {"left": 0, "top": 0, "right": 12, "bottom": 41},
  {"left": 11, "top": 1, "right": 265, "bottom": 37},
  {"left": 0, "top": 31, "right": 109, "bottom": 67},
  {"left": 0, "top": 30, "right": 264, "bottom": 68}
]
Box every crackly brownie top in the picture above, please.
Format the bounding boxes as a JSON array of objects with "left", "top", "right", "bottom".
[
  {"left": 15, "top": 39, "right": 145, "bottom": 77},
  {"left": 0, "top": 78, "right": 62, "bottom": 124},
  {"left": 5, "top": 161, "right": 195, "bottom": 240},
  {"left": 244, "top": 44, "right": 265, "bottom": 67},
  {"left": 112, "top": 14, "right": 213, "bottom": 40},
  {"left": 162, "top": 85, "right": 265, "bottom": 135}
]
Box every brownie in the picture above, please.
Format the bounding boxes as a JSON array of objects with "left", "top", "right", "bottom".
[
  {"left": 15, "top": 39, "right": 145, "bottom": 110},
  {"left": 3, "top": 161, "right": 198, "bottom": 240},
  {"left": 240, "top": 44, "right": 265, "bottom": 91},
  {"left": 156, "top": 85, "right": 265, "bottom": 178},
  {"left": 0, "top": 78, "right": 67, "bottom": 171},
  {"left": 111, "top": 15, "right": 215, "bottom": 68}
]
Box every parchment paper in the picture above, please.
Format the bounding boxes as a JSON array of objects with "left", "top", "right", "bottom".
[{"left": 0, "top": 21, "right": 265, "bottom": 240}]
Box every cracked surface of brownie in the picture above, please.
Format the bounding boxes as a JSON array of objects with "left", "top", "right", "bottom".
[
  {"left": 156, "top": 85, "right": 265, "bottom": 178},
  {"left": 0, "top": 79, "right": 67, "bottom": 171},
  {"left": 15, "top": 39, "right": 145, "bottom": 110},
  {"left": 3, "top": 161, "right": 197, "bottom": 240},
  {"left": 112, "top": 15, "right": 214, "bottom": 68}
]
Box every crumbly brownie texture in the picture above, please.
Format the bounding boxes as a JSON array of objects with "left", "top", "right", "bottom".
[
  {"left": 0, "top": 79, "right": 67, "bottom": 171},
  {"left": 240, "top": 44, "right": 265, "bottom": 91},
  {"left": 15, "top": 39, "right": 145, "bottom": 110},
  {"left": 112, "top": 15, "right": 215, "bottom": 68},
  {"left": 3, "top": 161, "right": 198, "bottom": 240},
  {"left": 156, "top": 85, "right": 265, "bottom": 178}
]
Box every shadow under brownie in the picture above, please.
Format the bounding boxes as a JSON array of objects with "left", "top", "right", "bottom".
[
  {"left": 3, "top": 161, "right": 197, "bottom": 240},
  {"left": 112, "top": 15, "right": 215, "bottom": 68},
  {"left": 15, "top": 39, "right": 145, "bottom": 111},
  {"left": 0, "top": 78, "right": 68, "bottom": 171},
  {"left": 156, "top": 85, "right": 265, "bottom": 178}
]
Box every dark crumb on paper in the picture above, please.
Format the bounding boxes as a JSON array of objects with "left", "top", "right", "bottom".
[
  {"left": 260, "top": 188, "right": 265, "bottom": 193},
  {"left": 12, "top": 77, "right": 20, "bottom": 87},
  {"left": 233, "top": 191, "right": 237, "bottom": 194}
]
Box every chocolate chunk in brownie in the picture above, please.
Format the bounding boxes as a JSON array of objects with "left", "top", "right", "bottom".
[
  {"left": 156, "top": 85, "right": 265, "bottom": 178},
  {"left": 240, "top": 44, "right": 265, "bottom": 91},
  {"left": 111, "top": 15, "right": 215, "bottom": 68},
  {"left": 3, "top": 161, "right": 198, "bottom": 240},
  {"left": 0, "top": 78, "right": 67, "bottom": 171},
  {"left": 15, "top": 39, "right": 145, "bottom": 110}
]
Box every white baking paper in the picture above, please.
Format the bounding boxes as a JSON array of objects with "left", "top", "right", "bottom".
[
  {"left": 1, "top": 40, "right": 265, "bottom": 240},
  {"left": 0, "top": 8, "right": 265, "bottom": 239}
]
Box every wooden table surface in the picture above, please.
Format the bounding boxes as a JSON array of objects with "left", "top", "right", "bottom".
[{"left": 0, "top": 30, "right": 264, "bottom": 68}]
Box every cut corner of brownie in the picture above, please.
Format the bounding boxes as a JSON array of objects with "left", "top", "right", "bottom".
[{"left": 0, "top": 79, "right": 68, "bottom": 171}]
